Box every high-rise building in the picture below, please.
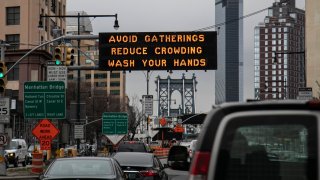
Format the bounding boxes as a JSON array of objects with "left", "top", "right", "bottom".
[
  {"left": 0, "top": 0, "right": 66, "bottom": 141},
  {"left": 215, "top": 0, "right": 243, "bottom": 105},
  {"left": 306, "top": 1, "right": 320, "bottom": 98},
  {"left": 254, "top": 0, "right": 305, "bottom": 100},
  {"left": 0, "top": 0, "right": 66, "bottom": 99}
]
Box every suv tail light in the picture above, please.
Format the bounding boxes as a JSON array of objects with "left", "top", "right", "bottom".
[
  {"left": 140, "top": 170, "right": 158, "bottom": 177},
  {"left": 189, "top": 151, "right": 211, "bottom": 180}
]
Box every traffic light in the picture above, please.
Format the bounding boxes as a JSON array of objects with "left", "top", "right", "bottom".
[
  {"left": 54, "top": 46, "right": 63, "bottom": 65},
  {"left": 0, "top": 62, "right": 7, "bottom": 93},
  {"left": 65, "top": 47, "right": 74, "bottom": 66}
]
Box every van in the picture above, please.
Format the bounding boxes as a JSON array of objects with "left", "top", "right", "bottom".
[{"left": 4, "top": 139, "right": 28, "bottom": 167}]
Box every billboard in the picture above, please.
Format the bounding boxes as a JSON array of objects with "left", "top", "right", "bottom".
[{"left": 99, "top": 31, "right": 217, "bottom": 71}]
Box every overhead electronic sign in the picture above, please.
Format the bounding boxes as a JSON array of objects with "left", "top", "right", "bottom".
[{"left": 99, "top": 31, "right": 217, "bottom": 71}]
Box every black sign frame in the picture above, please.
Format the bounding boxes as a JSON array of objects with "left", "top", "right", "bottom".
[{"left": 99, "top": 31, "right": 217, "bottom": 71}]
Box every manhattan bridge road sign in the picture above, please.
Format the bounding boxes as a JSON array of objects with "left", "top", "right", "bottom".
[{"left": 24, "top": 81, "right": 66, "bottom": 119}]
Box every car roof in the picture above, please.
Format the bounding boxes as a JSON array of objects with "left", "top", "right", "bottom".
[
  {"left": 55, "top": 157, "right": 113, "bottom": 161},
  {"left": 113, "top": 152, "right": 154, "bottom": 167}
]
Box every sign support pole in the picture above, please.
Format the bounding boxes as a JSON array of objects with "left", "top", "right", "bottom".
[{"left": 0, "top": 42, "right": 6, "bottom": 175}]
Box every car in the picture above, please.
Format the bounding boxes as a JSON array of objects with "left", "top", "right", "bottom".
[
  {"left": 113, "top": 152, "right": 168, "bottom": 180},
  {"left": 116, "top": 141, "right": 152, "bottom": 153},
  {"left": 166, "top": 100, "right": 320, "bottom": 180},
  {"left": 189, "top": 140, "right": 197, "bottom": 158},
  {"left": 39, "top": 157, "right": 126, "bottom": 180},
  {"left": 4, "top": 139, "right": 28, "bottom": 168},
  {"left": 190, "top": 100, "right": 320, "bottom": 180}
]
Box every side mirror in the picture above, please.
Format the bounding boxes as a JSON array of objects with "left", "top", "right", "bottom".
[{"left": 167, "top": 145, "right": 190, "bottom": 171}]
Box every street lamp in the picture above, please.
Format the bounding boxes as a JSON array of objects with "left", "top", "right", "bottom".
[{"left": 38, "top": 13, "right": 119, "bottom": 149}]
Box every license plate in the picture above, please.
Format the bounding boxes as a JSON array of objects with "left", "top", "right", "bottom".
[{"left": 128, "top": 173, "right": 137, "bottom": 179}]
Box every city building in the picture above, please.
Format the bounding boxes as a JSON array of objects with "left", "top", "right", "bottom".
[
  {"left": 306, "top": 1, "right": 320, "bottom": 98},
  {"left": 0, "top": 0, "right": 66, "bottom": 141},
  {"left": 215, "top": 0, "right": 244, "bottom": 105},
  {"left": 254, "top": 0, "right": 305, "bottom": 100}
]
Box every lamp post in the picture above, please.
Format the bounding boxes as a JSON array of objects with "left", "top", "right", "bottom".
[{"left": 39, "top": 13, "right": 119, "bottom": 149}]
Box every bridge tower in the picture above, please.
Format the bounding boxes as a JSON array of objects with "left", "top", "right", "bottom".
[{"left": 155, "top": 73, "right": 197, "bottom": 117}]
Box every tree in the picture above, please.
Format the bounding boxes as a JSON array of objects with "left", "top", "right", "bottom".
[{"left": 127, "top": 95, "right": 144, "bottom": 140}]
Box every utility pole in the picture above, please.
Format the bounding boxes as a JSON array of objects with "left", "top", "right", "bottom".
[
  {"left": 39, "top": 13, "right": 119, "bottom": 149},
  {"left": 0, "top": 40, "right": 9, "bottom": 176}
]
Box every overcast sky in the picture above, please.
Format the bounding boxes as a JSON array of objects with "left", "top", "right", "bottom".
[{"left": 66, "top": 0, "right": 305, "bottom": 114}]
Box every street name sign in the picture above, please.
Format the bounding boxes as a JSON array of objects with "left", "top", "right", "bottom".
[
  {"left": 47, "top": 66, "right": 68, "bottom": 88},
  {"left": 0, "top": 97, "right": 10, "bottom": 123},
  {"left": 102, "top": 112, "right": 128, "bottom": 135},
  {"left": 24, "top": 81, "right": 66, "bottom": 119},
  {"left": 142, "top": 95, "right": 153, "bottom": 115}
]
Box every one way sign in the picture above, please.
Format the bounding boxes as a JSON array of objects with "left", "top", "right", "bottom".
[{"left": 142, "top": 95, "right": 153, "bottom": 115}]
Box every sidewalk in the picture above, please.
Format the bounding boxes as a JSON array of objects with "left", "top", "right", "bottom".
[{"left": 0, "top": 167, "right": 39, "bottom": 179}]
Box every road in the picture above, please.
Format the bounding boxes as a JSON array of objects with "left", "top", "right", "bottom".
[{"left": 160, "top": 158, "right": 189, "bottom": 180}]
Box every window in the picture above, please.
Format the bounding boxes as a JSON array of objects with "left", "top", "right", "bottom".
[
  {"left": 110, "top": 90, "right": 120, "bottom": 95},
  {"left": 6, "top": 34, "right": 20, "bottom": 50},
  {"left": 6, "top": 7, "right": 20, "bottom": 25},
  {"left": 51, "top": 0, "right": 56, "bottom": 13},
  {"left": 94, "top": 73, "right": 107, "bottom": 79},
  {"left": 95, "top": 82, "right": 106, "bottom": 87},
  {"left": 110, "top": 82, "right": 120, "bottom": 87},
  {"left": 110, "top": 73, "right": 121, "bottom": 78},
  {"left": 6, "top": 63, "right": 19, "bottom": 81},
  {"left": 272, "top": 28, "right": 276, "bottom": 33},
  {"left": 85, "top": 74, "right": 91, "bottom": 79},
  {"left": 214, "top": 115, "right": 317, "bottom": 180}
]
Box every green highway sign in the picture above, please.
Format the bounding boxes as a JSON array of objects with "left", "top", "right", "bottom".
[
  {"left": 102, "top": 112, "right": 128, "bottom": 135},
  {"left": 24, "top": 81, "right": 66, "bottom": 119}
]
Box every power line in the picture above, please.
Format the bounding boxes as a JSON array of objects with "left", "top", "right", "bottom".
[{"left": 195, "top": 7, "right": 269, "bottom": 31}]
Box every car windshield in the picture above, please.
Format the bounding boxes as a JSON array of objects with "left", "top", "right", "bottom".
[
  {"left": 5, "top": 141, "right": 19, "bottom": 150},
  {"left": 114, "top": 153, "right": 153, "bottom": 167},
  {"left": 117, "top": 143, "right": 147, "bottom": 152},
  {"left": 47, "top": 159, "right": 115, "bottom": 176}
]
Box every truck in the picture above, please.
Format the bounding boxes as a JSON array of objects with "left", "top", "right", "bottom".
[{"left": 167, "top": 100, "right": 320, "bottom": 180}]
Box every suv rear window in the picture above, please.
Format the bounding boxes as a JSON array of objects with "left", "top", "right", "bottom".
[
  {"left": 117, "top": 142, "right": 148, "bottom": 152},
  {"left": 213, "top": 114, "right": 317, "bottom": 180}
]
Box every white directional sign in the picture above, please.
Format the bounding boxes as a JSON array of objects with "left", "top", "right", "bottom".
[
  {"left": 0, "top": 98, "right": 10, "bottom": 123},
  {"left": 142, "top": 95, "right": 153, "bottom": 115},
  {"left": 74, "top": 124, "right": 84, "bottom": 139},
  {"left": 47, "top": 66, "right": 67, "bottom": 88},
  {"left": 297, "top": 87, "right": 313, "bottom": 100}
]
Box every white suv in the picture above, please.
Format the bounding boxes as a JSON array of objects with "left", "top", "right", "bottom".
[{"left": 5, "top": 139, "right": 28, "bottom": 167}]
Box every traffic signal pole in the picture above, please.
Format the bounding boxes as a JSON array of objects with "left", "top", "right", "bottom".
[
  {"left": 4, "top": 35, "right": 98, "bottom": 77},
  {"left": 0, "top": 42, "right": 8, "bottom": 176}
]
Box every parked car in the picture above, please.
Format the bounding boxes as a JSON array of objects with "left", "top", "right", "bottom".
[
  {"left": 167, "top": 100, "right": 320, "bottom": 180},
  {"left": 117, "top": 141, "right": 152, "bottom": 153},
  {"left": 39, "top": 157, "right": 126, "bottom": 180},
  {"left": 113, "top": 152, "right": 168, "bottom": 180},
  {"left": 4, "top": 139, "right": 28, "bottom": 168}
]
